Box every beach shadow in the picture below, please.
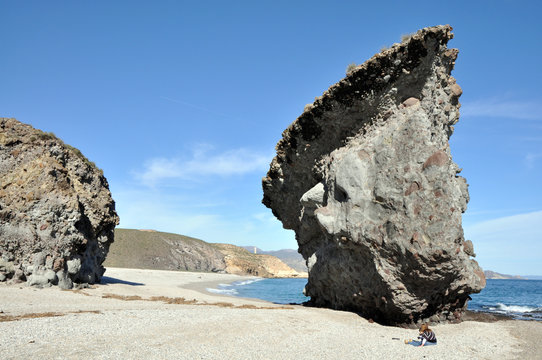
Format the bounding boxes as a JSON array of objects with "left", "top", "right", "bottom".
[{"left": 100, "top": 276, "right": 144, "bottom": 286}]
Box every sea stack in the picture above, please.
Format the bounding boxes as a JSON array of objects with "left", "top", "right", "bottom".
[
  {"left": 0, "top": 118, "right": 119, "bottom": 289},
  {"left": 262, "top": 25, "right": 485, "bottom": 325}
]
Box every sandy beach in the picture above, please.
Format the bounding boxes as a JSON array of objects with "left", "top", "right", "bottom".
[{"left": 1, "top": 268, "right": 540, "bottom": 359}]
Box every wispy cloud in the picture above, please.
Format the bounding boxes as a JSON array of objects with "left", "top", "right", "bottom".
[
  {"left": 464, "top": 210, "right": 542, "bottom": 274},
  {"left": 524, "top": 153, "right": 542, "bottom": 169},
  {"left": 114, "top": 191, "right": 224, "bottom": 236},
  {"left": 112, "top": 188, "right": 296, "bottom": 250},
  {"left": 464, "top": 207, "right": 540, "bottom": 218},
  {"left": 116, "top": 144, "right": 295, "bottom": 250},
  {"left": 461, "top": 99, "right": 541, "bottom": 120},
  {"left": 465, "top": 210, "right": 542, "bottom": 240},
  {"left": 136, "top": 145, "right": 271, "bottom": 186},
  {"left": 252, "top": 212, "right": 278, "bottom": 223}
]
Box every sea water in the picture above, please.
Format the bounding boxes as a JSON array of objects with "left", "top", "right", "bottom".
[
  {"left": 469, "top": 279, "right": 542, "bottom": 320},
  {"left": 207, "top": 278, "right": 542, "bottom": 320},
  {"left": 207, "top": 278, "right": 308, "bottom": 304}
]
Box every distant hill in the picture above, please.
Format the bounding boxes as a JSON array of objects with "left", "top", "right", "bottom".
[
  {"left": 104, "top": 229, "right": 305, "bottom": 278},
  {"left": 242, "top": 246, "right": 307, "bottom": 273},
  {"left": 213, "top": 243, "right": 306, "bottom": 278},
  {"left": 104, "top": 229, "right": 225, "bottom": 272},
  {"left": 484, "top": 270, "right": 526, "bottom": 280}
]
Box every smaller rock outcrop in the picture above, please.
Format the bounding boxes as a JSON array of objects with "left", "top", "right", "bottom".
[
  {"left": 213, "top": 243, "right": 304, "bottom": 278},
  {"left": 241, "top": 246, "right": 308, "bottom": 274},
  {"left": 0, "top": 118, "right": 119, "bottom": 288}
]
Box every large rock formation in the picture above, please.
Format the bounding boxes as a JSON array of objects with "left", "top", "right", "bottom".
[
  {"left": 262, "top": 25, "right": 485, "bottom": 325},
  {"left": 0, "top": 118, "right": 119, "bottom": 288}
]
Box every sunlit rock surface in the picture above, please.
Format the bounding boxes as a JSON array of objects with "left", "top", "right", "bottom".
[
  {"left": 0, "top": 118, "right": 119, "bottom": 288},
  {"left": 262, "top": 25, "right": 485, "bottom": 325}
]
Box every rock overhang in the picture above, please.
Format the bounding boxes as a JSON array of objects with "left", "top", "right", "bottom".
[{"left": 262, "top": 25, "right": 485, "bottom": 326}]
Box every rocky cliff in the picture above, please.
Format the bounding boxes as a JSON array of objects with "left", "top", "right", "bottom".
[
  {"left": 105, "top": 229, "right": 304, "bottom": 278},
  {"left": 0, "top": 118, "right": 119, "bottom": 288},
  {"left": 242, "top": 246, "right": 308, "bottom": 274},
  {"left": 213, "top": 243, "right": 304, "bottom": 278},
  {"left": 262, "top": 25, "right": 485, "bottom": 325}
]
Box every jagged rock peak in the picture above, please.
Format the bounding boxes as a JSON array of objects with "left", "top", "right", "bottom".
[
  {"left": 262, "top": 25, "right": 485, "bottom": 326},
  {"left": 0, "top": 118, "right": 119, "bottom": 289}
]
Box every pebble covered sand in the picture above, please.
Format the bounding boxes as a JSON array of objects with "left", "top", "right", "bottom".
[{"left": 1, "top": 268, "right": 540, "bottom": 359}]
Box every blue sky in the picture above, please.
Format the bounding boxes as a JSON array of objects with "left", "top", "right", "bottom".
[{"left": 1, "top": 1, "right": 540, "bottom": 276}]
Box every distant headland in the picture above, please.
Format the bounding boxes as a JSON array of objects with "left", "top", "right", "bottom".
[{"left": 483, "top": 270, "right": 527, "bottom": 280}]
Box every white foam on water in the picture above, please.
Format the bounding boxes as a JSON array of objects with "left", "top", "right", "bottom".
[
  {"left": 232, "top": 278, "right": 263, "bottom": 286},
  {"left": 217, "top": 283, "right": 234, "bottom": 288},
  {"left": 495, "top": 303, "right": 538, "bottom": 313},
  {"left": 206, "top": 287, "right": 238, "bottom": 295},
  {"left": 205, "top": 279, "right": 262, "bottom": 296}
]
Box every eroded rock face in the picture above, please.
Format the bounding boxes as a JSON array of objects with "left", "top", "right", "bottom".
[
  {"left": 262, "top": 25, "right": 485, "bottom": 325},
  {"left": 0, "top": 118, "right": 119, "bottom": 288}
]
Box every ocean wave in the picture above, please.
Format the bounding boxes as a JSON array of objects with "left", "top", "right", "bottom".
[
  {"left": 216, "top": 283, "right": 235, "bottom": 288},
  {"left": 206, "top": 287, "right": 239, "bottom": 295},
  {"left": 232, "top": 278, "right": 264, "bottom": 287},
  {"left": 205, "top": 278, "right": 264, "bottom": 297},
  {"left": 494, "top": 303, "right": 542, "bottom": 314}
]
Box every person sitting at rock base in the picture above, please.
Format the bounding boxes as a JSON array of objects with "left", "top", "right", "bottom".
[{"left": 404, "top": 323, "right": 437, "bottom": 347}]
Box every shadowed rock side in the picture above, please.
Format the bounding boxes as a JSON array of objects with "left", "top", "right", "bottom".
[
  {"left": 0, "top": 118, "right": 119, "bottom": 289},
  {"left": 262, "top": 25, "right": 485, "bottom": 325}
]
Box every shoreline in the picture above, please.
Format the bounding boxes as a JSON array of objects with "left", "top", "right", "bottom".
[
  {"left": 177, "top": 270, "right": 538, "bottom": 323},
  {"left": 180, "top": 275, "right": 278, "bottom": 305},
  {"left": 1, "top": 267, "right": 540, "bottom": 359}
]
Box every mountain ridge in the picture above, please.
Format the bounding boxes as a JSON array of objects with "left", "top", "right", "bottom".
[
  {"left": 484, "top": 270, "right": 527, "bottom": 280},
  {"left": 104, "top": 229, "right": 305, "bottom": 278}
]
